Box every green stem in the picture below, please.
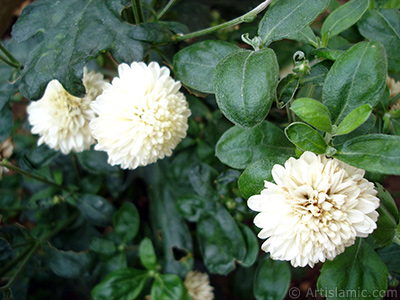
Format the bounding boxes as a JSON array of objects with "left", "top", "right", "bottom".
[
  {"left": 0, "top": 159, "right": 64, "bottom": 190},
  {"left": 0, "top": 242, "right": 40, "bottom": 292},
  {"left": 0, "top": 242, "right": 35, "bottom": 279},
  {"left": 0, "top": 42, "right": 22, "bottom": 69},
  {"left": 0, "top": 53, "right": 20, "bottom": 69},
  {"left": 131, "top": 0, "right": 145, "bottom": 24},
  {"left": 156, "top": 0, "right": 176, "bottom": 20},
  {"left": 71, "top": 154, "right": 81, "bottom": 181},
  {"left": 172, "top": 0, "right": 273, "bottom": 42},
  {"left": 0, "top": 212, "right": 78, "bottom": 290},
  {"left": 393, "top": 234, "right": 400, "bottom": 247}
]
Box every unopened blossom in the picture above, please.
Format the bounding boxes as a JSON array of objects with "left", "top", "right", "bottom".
[
  {"left": 388, "top": 76, "right": 400, "bottom": 111},
  {"left": 0, "top": 137, "right": 14, "bottom": 180},
  {"left": 90, "top": 61, "right": 191, "bottom": 170},
  {"left": 248, "top": 152, "right": 379, "bottom": 268},
  {"left": 145, "top": 271, "right": 214, "bottom": 300},
  {"left": 27, "top": 68, "right": 107, "bottom": 154},
  {"left": 184, "top": 271, "right": 214, "bottom": 300},
  {"left": 387, "top": 76, "right": 400, "bottom": 99}
]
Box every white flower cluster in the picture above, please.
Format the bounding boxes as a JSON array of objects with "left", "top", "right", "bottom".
[
  {"left": 248, "top": 151, "right": 379, "bottom": 268},
  {"left": 26, "top": 62, "right": 190, "bottom": 169}
]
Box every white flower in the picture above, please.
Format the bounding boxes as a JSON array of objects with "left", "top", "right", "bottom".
[
  {"left": 184, "top": 271, "right": 214, "bottom": 300},
  {"left": 247, "top": 152, "right": 379, "bottom": 268},
  {"left": 0, "top": 137, "right": 14, "bottom": 180},
  {"left": 89, "top": 61, "right": 191, "bottom": 170},
  {"left": 27, "top": 67, "right": 107, "bottom": 154}
]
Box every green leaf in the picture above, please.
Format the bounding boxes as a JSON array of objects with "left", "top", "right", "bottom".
[
  {"left": 237, "top": 224, "right": 259, "bottom": 267},
  {"left": 113, "top": 202, "right": 140, "bottom": 243},
  {"left": 12, "top": 0, "right": 148, "bottom": 99},
  {"left": 322, "top": 41, "right": 387, "bottom": 125},
  {"left": 46, "top": 246, "right": 91, "bottom": 279},
  {"left": 76, "top": 149, "right": 118, "bottom": 175},
  {"left": 287, "top": 26, "right": 318, "bottom": 47},
  {"left": 214, "top": 49, "right": 279, "bottom": 128},
  {"left": 311, "top": 48, "right": 344, "bottom": 61},
  {"left": 139, "top": 238, "right": 157, "bottom": 270},
  {"left": 372, "top": 183, "right": 399, "bottom": 246},
  {"left": 77, "top": 194, "right": 115, "bottom": 227},
  {"left": 130, "top": 23, "right": 173, "bottom": 44},
  {"left": 0, "top": 238, "right": 12, "bottom": 261},
  {"left": 189, "top": 163, "right": 218, "bottom": 198},
  {"left": 334, "top": 134, "right": 400, "bottom": 175},
  {"left": 317, "top": 239, "right": 388, "bottom": 300},
  {"left": 173, "top": 40, "right": 238, "bottom": 93},
  {"left": 238, "top": 158, "right": 283, "bottom": 200},
  {"left": 92, "top": 268, "right": 148, "bottom": 300},
  {"left": 371, "top": 0, "right": 400, "bottom": 8},
  {"left": 300, "top": 60, "right": 333, "bottom": 86},
  {"left": 321, "top": 0, "right": 370, "bottom": 38},
  {"left": 285, "top": 122, "right": 328, "bottom": 154},
  {"left": 21, "top": 144, "right": 59, "bottom": 169},
  {"left": 377, "top": 243, "right": 400, "bottom": 279},
  {"left": 335, "top": 104, "right": 372, "bottom": 135},
  {"left": 90, "top": 237, "right": 117, "bottom": 256},
  {"left": 254, "top": 258, "right": 291, "bottom": 300},
  {"left": 258, "top": 0, "right": 330, "bottom": 46},
  {"left": 150, "top": 180, "right": 193, "bottom": 277},
  {"left": 358, "top": 9, "right": 400, "bottom": 72},
  {"left": 176, "top": 194, "right": 209, "bottom": 222},
  {"left": 151, "top": 274, "right": 191, "bottom": 300},
  {"left": 290, "top": 98, "right": 333, "bottom": 132},
  {"left": 216, "top": 121, "right": 295, "bottom": 170},
  {"left": 0, "top": 104, "right": 13, "bottom": 142},
  {"left": 197, "top": 204, "right": 246, "bottom": 274},
  {"left": 332, "top": 113, "right": 376, "bottom": 145},
  {"left": 276, "top": 74, "right": 300, "bottom": 108}
]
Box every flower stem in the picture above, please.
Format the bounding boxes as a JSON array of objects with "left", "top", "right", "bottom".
[
  {"left": 172, "top": 0, "right": 273, "bottom": 42},
  {"left": 0, "top": 212, "right": 78, "bottom": 291},
  {"left": 0, "top": 242, "right": 40, "bottom": 292},
  {"left": 131, "top": 0, "right": 145, "bottom": 24},
  {"left": 0, "top": 53, "right": 20, "bottom": 69},
  {"left": 156, "top": 0, "right": 176, "bottom": 21},
  {"left": 0, "top": 242, "right": 37, "bottom": 280},
  {"left": 0, "top": 159, "right": 64, "bottom": 189},
  {"left": 0, "top": 42, "right": 22, "bottom": 69}
]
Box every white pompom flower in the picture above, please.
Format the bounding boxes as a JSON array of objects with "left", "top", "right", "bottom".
[
  {"left": 89, "top": 61, "right": 191, "bottom": 170},
  {"left": 27, "top": 68, "right": 107, "bottom": 154},
  {"left": 247, "top": 151, "right": 380, "bottom": 268}
]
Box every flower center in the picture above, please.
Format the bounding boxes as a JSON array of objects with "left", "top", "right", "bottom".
[{"left": 291, "top": 187, "right": 338, "bottom": 226}]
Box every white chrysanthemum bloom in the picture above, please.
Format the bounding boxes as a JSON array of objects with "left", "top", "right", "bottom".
[
  {"left": 248, "top": 152, "right": 380, "bottom": 268},
  {"left": 89, "top": 61, "right": 191, "bottom": 170},
  {"left": 184, "top": 271, "right": 214, "bottom": 300},
  {"left": 0, "top": 137, "right": 14, "bottom": 180},
  {"left": 27, "top": 68, "right": 107, "bottom": 154}
]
